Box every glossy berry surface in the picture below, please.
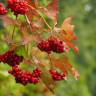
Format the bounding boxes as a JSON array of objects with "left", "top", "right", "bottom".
[
  {"left": 0, "top": 3, "right": 7, "bottom": 15},
  {"left": 37, "top": 40, "right": 51, "bottom": 54},
  {"left": 49, "top": 70, "right": 67, "bottom": 81},
  {"left": 7, "top": 0, "right": 28, "bottom": 16},
  {"left": 37, "top": 37, "right": 66, "bottom": 54},
  {"left": 48, "top": 37, "right": 65, "bottom": 53},
  {"left": 8, "top": 65, "right": 41, "bottom": 85},
  {"left": 0, "top": 51, "right": 23, "bottom": 66},
  {"left": 32, "top": 68, "right": 41, "bottom": 77}
]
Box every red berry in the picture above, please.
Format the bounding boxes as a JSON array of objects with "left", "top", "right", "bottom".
[
  {"left": 37, "top": 40, "right": 51, "bottom": 54},
  {"left": 37, "top": 37, "right": 67, "bottom": 54},
  {"left": 32, "top": 68, "right": 41, "bottom": 77},
  {"left": 0, "top": 3, "right": 7, "bottom": 15},
  {"left": 49, "top": 70, "right": 67, "bottom": 81},
  {"left": 0, "top": 51, "right": 23, "bottom": 66},
  {"left": 0, "top": 3, "right": 3, "bottom": 7},
  {"left": 48, "top": 37, "right": 65, "bottom": 53},
  {"left": 29, "top": 76, "right": 39, "bottom": 84},
  {"left": 7, "top": 0, "right": 28, "bottom": 16},
  {"left": 8, "top": 66, "right": 41, "bottom": 85}
]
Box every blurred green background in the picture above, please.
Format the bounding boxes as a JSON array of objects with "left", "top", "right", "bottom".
[{"left": 0, "top": 0, "right": 96, "bottom": 96}]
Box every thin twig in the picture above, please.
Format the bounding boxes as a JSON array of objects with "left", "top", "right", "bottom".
[
  {"left": 27, "top": 4, "right": 52, "bottom": 30},
  {"left": 25, "top": 15, "right": 42, "bottom": 41},
  {"left": 48, "top": 54, "right": 54, "bottom": 69},
  {"left": 32, "top": 56, "right": 55, "bottom": 95},
  {"left": 40, "top": 78, "right": 55, "bottom": 95},
  {"left": 25, "top": 15, "right": 33, "bottom": 32},
  {"left": 12, "top": 16, "right": 17, "bottom": 40}
]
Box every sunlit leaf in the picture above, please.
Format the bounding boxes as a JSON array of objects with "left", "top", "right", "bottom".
[
  {"left": 61, "top": 17, "right": 77, "bottom": 41},
  {"left": 58, "top": 17, "right": 78, "bottom": 53}
]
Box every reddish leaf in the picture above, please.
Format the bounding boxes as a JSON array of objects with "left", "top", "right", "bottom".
[
  {"left": 30, "top": 18, "right": 44, "bottom": 32},
  {"left": 61, "top": 17, "right": 78, "bottom": 41},
  {"left": 20, "top": 23, "right": 29, "bottom": 38},
  {"left": 34, "top": 0, "right": 39, "bottom": 8},
  {"left": 26, "top": 0, "right": 38, "bottom": 23},
  {"left": 9, "top": 43, "right": 17, "bottom": 51},
  {"left": 20, "top": 23, "right": 41, "bottom": 44},
  {"left": 32, "top": 57, "right": 55, "bottom": 94},
  {"left": 58, "top": 17, "right": 78, "bottom": 53},
  {"left": 71, "top": 68, "right": 80, "bottom": 80},
  {"left": 66, "top": 41, "right": 78, "bottom": 53},
  {"left": 43, "top": 0, "right": 58, "bottom": 24},
  {"left": 0, "top": 16, "right": 20, "bottom": 27},
  {"left": 50, "top": 56, "right": 80, "bottom": 80},
  {"left": 50, "top": 56, "right": 73, "bottom": 73}
]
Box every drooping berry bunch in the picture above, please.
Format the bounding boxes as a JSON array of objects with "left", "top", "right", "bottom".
[
  {"left": 49, "top": 70, "right": 67, "bottom": 81},
  {"left": 32, "top": 68, "right": 42, "bottom": 77},
  {"left": 0, "top": 50, "right": 23, "bottom": 66},
  {"left": 48, "top": 37, "right": 67, "bottom": 53},
  {"left": 37, "top": 40, "right": 51, "bottom": 54},
  {"left": 37, "top": 37, "right": 68, "bottom": 54},
  {"left": 0, "top": 0, "right": 79, "bottom": 89},
  {"left": 0, "top": 50, "right": 42, "bottom": 85},
  {"left": 0, "top": 2, "right": 7, "bottom": 15},
  {"left": 7, "top": 0, "right": 28, "bottom": 16},
  {"left": 8, "top": 65, "right": 41, "bottom": 85}
]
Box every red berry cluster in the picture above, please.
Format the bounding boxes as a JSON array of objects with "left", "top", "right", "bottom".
[
  {"left": 0, "top": 3, "right": 7, "bottom": 15},
  {"left": 48, "top": 37, "right": 66, "bottom": 53},
  {"left": 0, "top": 0, "right": 79, "bottom": 87},
  {"left": 37, "top": 40, "right": 51, "bottom": 54},
  {"left": 32, "top": 68, "right": 41, "bottom": 77},
  {"left": 49, "top": 70, "right": 67, "bottom": 81},
  {"left": 37, "top": 37, "right": 67, "bottom": 54},
  {"left": 8, "top": 65, "right": 41, "bottom": 85},
  {"left": 0, "top": 51, "right": 23, "bottom": 66},
  {"left": 7, "top": 0, "right": 28, "bottom": 16}
]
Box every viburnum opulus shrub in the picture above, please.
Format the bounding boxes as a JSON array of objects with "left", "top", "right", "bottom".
[{"left": 0, "top": 0, "right": 79, "bottom": 94}]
